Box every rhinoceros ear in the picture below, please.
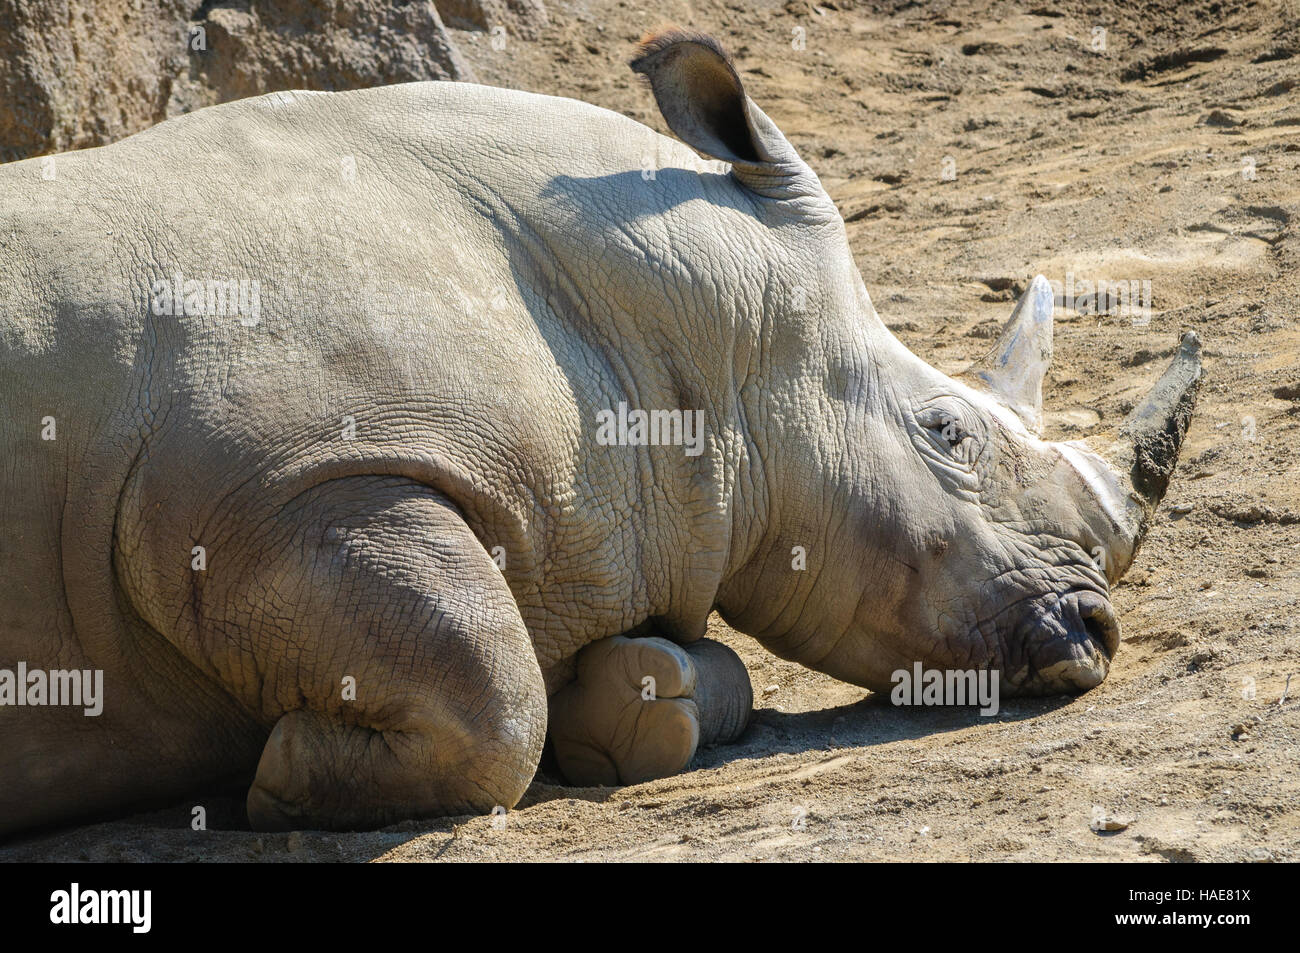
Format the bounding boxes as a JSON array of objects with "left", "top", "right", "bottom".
[
  {"left": 630, "top": 27, "right": 815, "bottom": 199},
  {"left": 963, "top": 274, "right": 1055, "bottom": 434}
]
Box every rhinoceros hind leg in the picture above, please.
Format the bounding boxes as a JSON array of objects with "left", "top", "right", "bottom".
[
  {"left": 203, "top": 477, "right": 546, "bottom": 832},
  {"left": 549, "top": 635, "right": 752, "bottom": 786}
]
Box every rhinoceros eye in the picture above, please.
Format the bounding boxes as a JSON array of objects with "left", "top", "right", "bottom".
[
  {"left": 915, "top": 401, "right": 984, "bottom": 470},
  {"left": 918, "top": 407, "right": 967, "bottom": 446},
  {"left": 935, "top": 415, "right": 966, "bottom": 447}
]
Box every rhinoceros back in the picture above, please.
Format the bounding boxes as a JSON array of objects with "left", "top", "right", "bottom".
[{"left": 0, "top": 81, "right": 753, "bottom": 685}]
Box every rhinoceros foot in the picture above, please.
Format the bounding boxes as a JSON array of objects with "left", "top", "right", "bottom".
[{"left": 549, "top": 635, "right": 753, "bottom": 786}]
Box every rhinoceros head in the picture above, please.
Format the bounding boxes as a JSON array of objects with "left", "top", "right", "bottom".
[
  {"left": 826, "top": 282, "right": 1203, "bottom": 697},
  {"left": 633, "top": 29, "right": 1201, "bottom": 696}
]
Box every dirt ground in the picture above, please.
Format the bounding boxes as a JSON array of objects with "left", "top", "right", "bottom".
[{"left": 4, "top": 0, "right": 1299, "bottom": 861}]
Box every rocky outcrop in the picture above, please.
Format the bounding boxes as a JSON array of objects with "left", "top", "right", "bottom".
[
  {"left": 189, "top": 1, "right": 475, "bottom": 107},
  {"left": 0, "top": 0, "right": 195, "bottom": 161},
  {"left": 0, "top": 0, "right": 549, "bottom": 162}
]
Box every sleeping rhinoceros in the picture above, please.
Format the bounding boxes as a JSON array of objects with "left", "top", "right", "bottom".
[{"left": 0, "top": 29, "right": 1200, "bottom": 834}]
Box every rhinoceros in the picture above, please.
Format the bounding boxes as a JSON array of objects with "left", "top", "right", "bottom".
[{"left": 0, "top": 29, "right": 1200, "bottom": 834}]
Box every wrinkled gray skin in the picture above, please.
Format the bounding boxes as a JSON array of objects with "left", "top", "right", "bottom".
[{"left": 0, "top": 32, "right": 1199, "bottom": 834}]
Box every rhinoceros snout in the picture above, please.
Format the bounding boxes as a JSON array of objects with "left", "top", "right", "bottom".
[{"left": 1009, "top": 589, "right": 1119, "bottom": 695}]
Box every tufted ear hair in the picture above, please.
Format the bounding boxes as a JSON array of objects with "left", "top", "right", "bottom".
[{"left": 630, "top": 27, "right": 821, "bottom": 200}]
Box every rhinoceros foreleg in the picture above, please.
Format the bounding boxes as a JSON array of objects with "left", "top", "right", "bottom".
[
  {"left": 548, "top": 636, "right": 752, "bottom": 786},
  {"left": 203, "top": 476, "right": 546, "bottom": 831}
]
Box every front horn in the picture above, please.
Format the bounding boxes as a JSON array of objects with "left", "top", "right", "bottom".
[{"left": 1109, "top": 331, "right": 1204, "bottom": 532}]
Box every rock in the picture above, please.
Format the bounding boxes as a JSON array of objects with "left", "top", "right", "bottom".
[
  {"left": 439, "top": 0, "right": 548, "bottom": 39},
  {"left": 0, "top": 0, "right": 490, "bottom": 162},
  {"left": 196, "top": 0, "right": 475, "bottom": 105},
  {"left": 1090, "top": 806, "right": 1133, "bottom": 831},
  {"left": 0, "top": 0, "right": 195, "bottom": 161},
  {"left": 1169, "top": 502, "right": 1194, "bottom": 514},
  {"left": 286, "top": 830, "right": 304, "bottom": 852}
]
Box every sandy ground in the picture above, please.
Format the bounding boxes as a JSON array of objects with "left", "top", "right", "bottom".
[{"left": 4, "top": 0, "right": 1299, "bottom": 861}]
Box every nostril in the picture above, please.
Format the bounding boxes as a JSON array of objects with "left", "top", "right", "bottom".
[
  {"left": 1075, "top": 593, "right": 1120, "bottom": 660},
  {"left": 1083, "top": 615, "right": 1112, "bottom": 659}
]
